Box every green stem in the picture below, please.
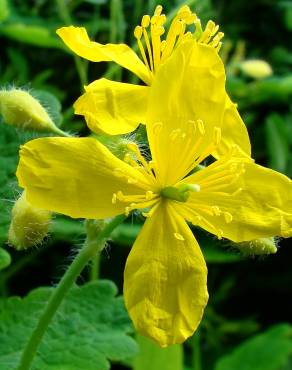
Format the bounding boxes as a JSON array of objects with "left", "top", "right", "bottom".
[
  {"left": 55, "top": 0, "right": 88, "bottom": 87},
  {"left": 17, "top": 214, "right": 125, "bottom": 370},
  {"left": 90, "top": 253, "right": 101, "bottom": 280},
  {"left": 192, "top": 331, "right": 202, "bottom": 370}
]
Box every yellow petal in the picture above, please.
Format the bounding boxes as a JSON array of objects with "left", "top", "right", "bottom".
[
  {"left": 146, "top": 40, "right": 226, "bottom": 186},
  {"left": 124, "top": 201, "right": 208, "bottom": 347},
  {"left": 213, "top": 95, "right": 251, "bottom": 158},
  {"left": 16, "top": 137, "right": 152, "bottom": 219},
  {"left": 57, "top": 26, "right": 151, "bottom": 84},
  {"left": 177, "top": 154, "right": 292, "bottom": 241},
  {"left": 74, "top": 78, "right": 149, "bottom": 135}
]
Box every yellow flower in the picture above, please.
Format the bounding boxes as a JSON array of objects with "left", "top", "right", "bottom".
[
  {"left": 57, "top": 5, "right": 250, "bottom": 158},
  {"left": 17, "top": 41, "right": 292, "bottom": 347}
]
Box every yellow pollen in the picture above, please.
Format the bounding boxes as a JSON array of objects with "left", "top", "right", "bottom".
[{"left": 174, "top": 232, "right": 185, "bottom": 241}]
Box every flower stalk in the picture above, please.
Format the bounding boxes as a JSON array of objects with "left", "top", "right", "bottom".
[{"left": 17, "top": 214, "right": 125, "bottom": 370}]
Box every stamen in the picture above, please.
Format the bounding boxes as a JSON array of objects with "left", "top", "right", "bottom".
[
  {"left": 224, "top": 212, "right": 233, "bottom": 223},
  {"left": 174, "top": 232, "right": 185, "bottom": 241},
  {"left": 197, "top": 119, "right": 205, "bottom": 135},
  {"left": 134, "top": 26, "right": 151, "bottom": 72},
  {"left": 153, "top": 121, "right": 163, "bottom": 135}
]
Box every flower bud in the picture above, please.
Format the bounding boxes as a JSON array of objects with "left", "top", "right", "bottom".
[
  {"left": 234, "top": 237, "right": 278, "bottom": 256},
  {"left": 0, "top": 88, "right": 65, "bottom": 135},
  {"left": 239, "top": 60, "right": 273, "bottom": 79},
  {"left": 8, "top": 191, "right": 52, "bottom": 250}
]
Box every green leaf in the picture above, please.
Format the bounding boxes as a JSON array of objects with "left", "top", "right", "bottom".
[
  {"left": 0, "top": 23, "right": 62, "bottom": 48},
  {"left": 265, "top": 114, "right": 290, "bottom": 173},
  {"left": 0, "top": 247, "right": 11, "bottom": 270},
  {"left": 215, "top": 324, "right": 292, "bottom": 370},
  {"left": 0, "top": 280, "right": 138, "bottom": 370},
  {"left": 84, "top": 0, "right": 107, "bottom": 4},
  {"left": 0, "top": 0, "right": 9, "bottom": 22},
  {"left": 133, "top": 334, "right": 183, "bottom": 370}
]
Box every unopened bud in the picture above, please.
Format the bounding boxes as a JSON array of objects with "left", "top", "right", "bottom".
[
  {"left": 239, "top": 60, "right": 273, "bottom": 79},
  {"left": 234, "top": 237, "right": 278, "bottom": 256},
  {"left": 0, "top": 88, "right": 67, "bottom": 135},
  {"left": 8, "top": 192, "right": 52, "bottom": 250}
]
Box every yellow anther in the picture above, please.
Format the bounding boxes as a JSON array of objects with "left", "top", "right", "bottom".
[
  {"left": 224, "top": 212, "right": 233, "bottom": 223},
  {"left": 157, "top": 14, "right": 166, "bottom": 26},
  {"left": 174, "top": 232, "right": 185, "bottom": 241},
  {"left": 112, "top": 193, "right": 117, "bottom": 204},
  {"left": 127, "top": 142, "right": 139, "bottom": 153},
  {"left": 177, "top": 5, "right": 192, "bottom": 17},
  {"left": 197, "top": 119, "right": 205, "bottom": 135},
  {"left": 116, "top": 191, "right": 124, "bottom": 201},
  {"left": 185, "top": 13, "right": 197, "bottom": 24},
  {"left": 125, "top": 207, "right": 131, "bottom": 217},
  {"left": 141, "top": 15, "right": 150, "bottom": 28},
  {"left": 154, "top": 5, "right": 163, "bottom": 16},
  {"left": 134, "top": 25, "right": 143, "bottom": 39},
  {"left": 212, "top": 206, "right": 221, "bottom": 216},
  {"left": 214, "top": 127, "right": 221, "bottom": 145},
  {"left": 114, "top": 168, "right": 125, "bottom": 177},
  {"left": 146, "top": 191, "right": 154, "bottom": 200},
  {"left": 170, "top": 128, "right": 182, "bottom": 141},
  {"left": 127, "top": 177, "right": 138, "bottom": 184},
  {"left": 160, "top": 40, "right": 167, "bottom": 51},
  {"left": 217, "top": 229, "right": 224, "bottom": 240},
  {"left": 152, "top": 25, "right": 165, "bottom": 36},
  {"left": 153, "top": 121, "right": 163, "bottom": 135}
]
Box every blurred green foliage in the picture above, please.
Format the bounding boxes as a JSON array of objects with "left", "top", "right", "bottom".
[{"left": 0, "top": 0, "right": 291, "bottom": 370}]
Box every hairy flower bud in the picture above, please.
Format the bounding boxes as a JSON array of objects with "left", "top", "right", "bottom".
[
  {"left": 8, "top": 192, "right": 52, "bottom": 250},
  {"left": 0, "top": 88, "right": 65, "bottom": 135},
  {"left": 239, "top": 60, "right": 273, "bottom": 79},
  {"left": 234, "top": 237, "right": 278, "bottom": 256}
]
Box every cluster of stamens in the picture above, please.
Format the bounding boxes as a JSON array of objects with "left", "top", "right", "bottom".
[
  {"left": 112, "top": 142, "right": 160, "bottom": 217},
  {"left": 134, "top": 5, "right": 224, "bottom": 79}
]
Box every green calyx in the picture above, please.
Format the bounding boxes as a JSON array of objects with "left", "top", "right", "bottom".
[{"left": 160, "top": 183, "right": 200, "bottom": 202}]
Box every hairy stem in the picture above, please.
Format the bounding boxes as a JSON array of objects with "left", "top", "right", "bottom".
[{"left": 17, "top": 215, "right": 125, "bottom": 370}]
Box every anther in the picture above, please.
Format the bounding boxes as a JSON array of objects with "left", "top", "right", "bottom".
[
  {"left": 213, "top": 127, "right": 221, "bottom": 145},
  {"left": 197, "top": 119, "right": 205, "bottom": 135},
  {"left": 224, "top": 212, "right": 233, "bottom": 223},
  {"left": 152, "top": 121, "right": 163, "bottom": 135},
  {"left": 141, "top": 15, "right": 150, "bottom": 28},
  {"left": 154, "top": 5, "right": 163, "bottom": 16},
  {"left": 174, "top": 232, "right": 185, "bottom": 241},
  {"left": 146, "top": 191, "right": 154, "bottom": 200},
  {"left": 112, "top": 193, "right": 117, "bottom": 204},
  {"left": 212, "top": 206, "right": 221, "bottom": 216},
  {"left": 134, "top": 26, "right": 143, "bottom": 39},
  {"left": 127, "top": 178, "right": 138, "bottom": 184}
]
